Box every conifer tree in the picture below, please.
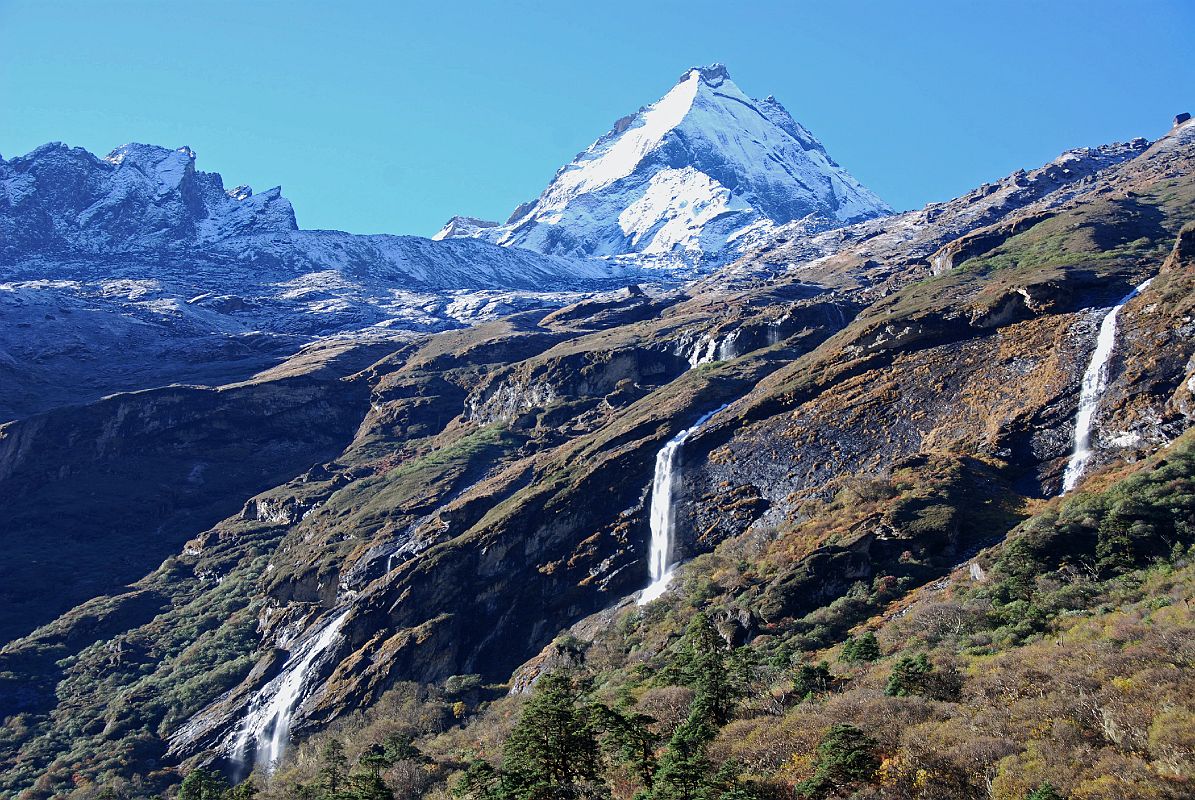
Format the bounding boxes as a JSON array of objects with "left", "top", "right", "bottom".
[
  {"left": 678, "top": 614, "right": 734, "bottom": 725},
  {"left": 884, "top": 653, "right": 933, "bottom": 697},
  {"left": 650, "top": 716, "right": 714, "bottom": 800},
  {"left": 347, "top": 744, "right": 395, "bottom": 800},
  {"left": 795, "top": 724, "right": 878, "bottom": 797},
  {"left": 593, "top": 703, "right": 658, "bottom": 789},
  {"left": 453, "top": 759, "right": 501, "bottom": 800},
  {"left": 178, "top": 769, "right": 229, "bottom": 800},
  {"left": 226, "top": 779, "right": 258, "bottom": 800},
  {"left": 345, "top": 771, "right": 394, "bottom": 800},
  {"left": 318, "top": 739, "right": 350, "bottom": 800},
  {"left": 1025, "top": 783, "right": 1064, "bottom": 800},
  {"left": 792, "top": 661, "right": 832, "bottom": 700},
  {"left": 840, "top": 632, "right": 880, "bottom": 662},
  {"left": 501, "top": 671, "right": 604, "bottom": 800}
]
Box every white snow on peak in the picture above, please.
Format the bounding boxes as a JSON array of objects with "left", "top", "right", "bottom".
[
  {"left": 105, "top": 144, "right": 196, "bottom": 195},
  {"left": 431, "top": 215, "right": 499, "bottom": 241},
  {"left": 538, "top": 70, "right": 702, "bottom": 211},
  {"left": 442, "top": 64, "right": 891, "bottom": 265},
  {"left": 617, "top": 166, "right": 749, "bottom": 255}
]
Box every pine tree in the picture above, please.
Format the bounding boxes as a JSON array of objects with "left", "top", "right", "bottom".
[
  {"left": 650, "top": 716, "right": 714, "bottom": 800},
  {"left": 178, "top": 769, "right": 229, "bottom": 800},
  {"left": 678, "top": 614, "right": 734, "bottom": 725},
  {"left": 884, "top": 653, "right": 933, "bottom": 697},
  {"left": 795, "top": 724, "right": 879, "bottom": 797},
  {"left": 345, "top": 744, "right": 396, "bottom": 800},
  {"left": 226, "top": 779, "right": 258, "bottom": 800},
  {"left": 358, "top": 743, "right": 390, "bottom": 777},
  {"left": 840, "top": 632, "right": 880, "bottom": 662},
  {"left": 698, "top": 759, "right": 756, "bottom": 800},
  {"left": 345, "top": 771, "right": 394, "bottom": 800},
  {"left": 594, "top": 703, "right": 657, "bottom": 789},
  {"left": 501, "top": 671, "right": 604, "bottom": 800},
  {"left": 318, "top": 739, "right": 350, "bottom": 800},
  {"left": 381, "top": 733, "right": 423, "bottom": 764},
  {"left": 453, "top": 759, "right": 502, "bottom": 800},
  {"left": 792, "top": 661, "right": 832, "bottom": 700},
  {"left": 1025, "top": 783, "right": 1064, "bottom": 800}
]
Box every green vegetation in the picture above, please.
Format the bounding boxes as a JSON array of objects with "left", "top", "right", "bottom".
[
  {"left": 795, "top": 725, "right": 879, "bottom": 797},
  {"left": 177, "top": 433, "right": 1195, "bottom": 800},
  {"left": 838, "top": 633, "right": 879, "bottom": 663}
]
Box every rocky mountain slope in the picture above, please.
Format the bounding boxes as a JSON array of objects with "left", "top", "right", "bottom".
[
  {"left": 435, "top": 65, "right": 890, "bottom": 265},
  {"left": 0, "top": 142, "right": 638, "bottom": 421},
  {"left": 1, "top": 109, "right": 1192, "bottom": 799}
]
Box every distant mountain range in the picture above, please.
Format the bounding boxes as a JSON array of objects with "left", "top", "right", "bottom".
[{"left": 0, "top": 65, "right": 889, "bottom": 420}]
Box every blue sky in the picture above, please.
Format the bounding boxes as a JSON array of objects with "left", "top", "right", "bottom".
[{"left": 2, "top": 0, "right": 1192, "bottom": 237}]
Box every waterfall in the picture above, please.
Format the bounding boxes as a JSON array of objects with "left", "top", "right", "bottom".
[
  {"left": 639, "top": 404, "right": 728, "bottom": 604},
  {"left": 1061, "top": 278, "right": 1152, "bottom": 493},
  {"left": 231, "top": 608, "right": 351, "bottom": 774},
  {"left": 688, "top": 336, "right": 720, "bottom": 367}
]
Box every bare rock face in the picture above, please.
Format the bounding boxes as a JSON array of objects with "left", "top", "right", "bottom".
[{"left": 0, "top": 354, "right": 376, "bottom": 643}]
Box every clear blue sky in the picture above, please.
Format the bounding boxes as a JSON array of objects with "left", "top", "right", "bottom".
[{"left": 2, "top": 0, "right": 1192, "bottom": 237}]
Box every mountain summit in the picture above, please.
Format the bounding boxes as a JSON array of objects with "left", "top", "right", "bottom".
[{"left": 435, "top": 64, "right": 891, "bottom": 263}]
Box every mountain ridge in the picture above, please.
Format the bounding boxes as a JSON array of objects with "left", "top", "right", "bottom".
[{"left": 435, "top": 64, "right": 891, "bottom": 263}]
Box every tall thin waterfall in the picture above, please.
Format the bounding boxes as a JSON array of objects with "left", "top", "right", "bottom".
[
  {"left": 1061, "top": 278, "right": 1152, "bottom": 493},
  {"left": 639, "top": 405, "right": 727, "bottom": 604},
  {"left": 231, "top": 608, "right": 351, "bottom": 774}
]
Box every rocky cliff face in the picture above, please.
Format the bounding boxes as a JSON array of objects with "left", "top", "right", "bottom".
[{"left": 2, "top": 109, "right": 1194, "bottom": 798}]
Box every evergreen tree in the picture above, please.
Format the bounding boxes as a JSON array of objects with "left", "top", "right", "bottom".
[
  {"left": 358, "top": 743, "right": 390, "bottom": 778},
  {"left": 345, "top": 771, "right": 394, "bottom": 800},
  {"left": 792, "top": 662, "right": 832, "bottom": 700},
  {"left": 795, "top": 724, "right": 879, "bottom": 797},
  {"left": 840, "top": 632, "right": 880, "bottom": 662},
  {"left": 318, "top": 739, "right": 350, "bottom": 800},
  {"left": 1025, "top": 783, "right": 1064, "bottom": 800},
  {"left": 501, "top": 671, "right": 604, "bottom": 800},
  {"left": 839, "top": 636, "right": 858, "bottom": 662},
  {"left": 697, "top": 759, "right": 756, "bottom": 800},
  {"left": 177, "top": 769, "right": 229, "bottom": 800},
  {"left": 884, "top": 653, "right": 933, "bottom": 697},
  {"left": 649, "top": 613, "right": 748, "bottom": 800},
  {"left": 381, "top": 733, "right": 423, "bottom": 764},
  {"left": 677, "top": 614, "right": 734, "bottom": 725},
  {"left": 453, "top": 759, "right": 501, "bottom": 800},
  {"left": 650, "top": 716, "right": 714, "bottom": 800},
  {"left": 226, "top": 779, "right": 258, "bottom": 800},
  {"left": 593, "top": 703, "right": 658, "bottom": 789},
  {"left": 346, "top": 744, "right": 395, "bottom": 800}
]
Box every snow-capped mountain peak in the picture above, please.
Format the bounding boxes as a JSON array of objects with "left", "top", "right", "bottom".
[
  {"left": 103, "top": 143, "right": 196, "bottom": 196},
  {"left": 440, "top": 63, "right": 891, "bottom": 264}
]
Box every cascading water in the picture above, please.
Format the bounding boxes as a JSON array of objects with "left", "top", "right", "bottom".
[
  {"left": 688, "top": 336, "right": 720, "bottom": 367},
  {"left": 1060, "top": 278, "right": 1152, "bottom": 493},
  {"left": 639, "top": 404, "right": 728, "bottom": 604},
  {"left": 231, "top": 608, "right": 351, "bottom": 774}
]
